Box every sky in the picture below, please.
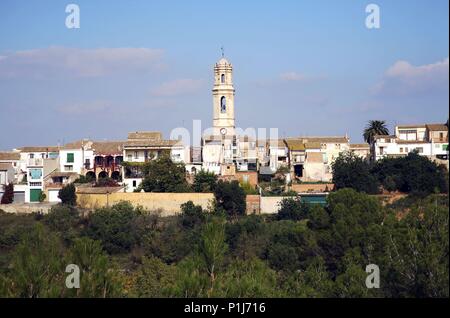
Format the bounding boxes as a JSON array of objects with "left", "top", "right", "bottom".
[{"left": 0, "top": 0, "right": 448, "bottom": 150}]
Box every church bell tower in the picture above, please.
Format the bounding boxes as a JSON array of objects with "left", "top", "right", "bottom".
[{"left": 212, "top": 55, "right": 235, "bottom": 137}]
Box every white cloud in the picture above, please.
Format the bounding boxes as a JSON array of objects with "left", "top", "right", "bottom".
[
  {"left": 151, "top": 78, "right": 203, "bottom": 96},
  {"left": 280, "top": 71, "right": 307, "bottom": 81},
  {"left": 373, "top": 57, "right": 449, "bottom": 96},
  {"left": 0, "top": 46, "right": 164, "bottom": 78}
]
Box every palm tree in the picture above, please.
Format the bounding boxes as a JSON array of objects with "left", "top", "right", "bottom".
[{"left": 363, "top": 120, "right": 389, "bottom": 144}]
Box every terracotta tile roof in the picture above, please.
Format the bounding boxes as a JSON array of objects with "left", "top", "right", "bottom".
[
  {"left": 63, "top": 140, "right": 93, "bottom": 150},
  {"left": 0, "top": 152, "right": 20, "bottom": 161},
  {"left": 286, "top": 136, "right": 349, "bottom": 144},
  {"left": 304, "top": 142, "right": 322, "bottom": 149},
  {"left": 124, "top": 139, "right": 177, "bottom": 148},
  {"left": 63, "top": 140, "right": 125, "bottom": 155},
  {"left": 91, "top": 141, "right": 124, "bottom": 155},
  {"left": 397, "top": 124, "right": 426, "bottom": 129},
  {"left": 426, "top": 124, "right": 448, "bottom": 131},
  {"left": 49, "top": 171, "right": 78, "bottom": 178},
  {"left": 350, "top": 143, "right": 370, "bottom": 149},
  {"left": 127, "top": 131, "right": 162, "bottom": 140},
  {"left": 17, "top": 146, "right": 60, "bottom": 153},
  {"left": 0, "top": 162, "right": 13, "bottom": 170}
]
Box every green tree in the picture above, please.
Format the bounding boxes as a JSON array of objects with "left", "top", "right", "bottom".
[
  {"left": 214, "top": 180, "right": 246, "bottom": 217},
  {"left": 2, "top": 224, "right": 66, "bottom": 297},
  {"left": 65, "top": 237, "right": 123, "bottom": 297},
  {"left": 131, "top": 256, "right": 176, "bottom": 297},
  {"left": 141, "top": 154, "right": 190, "bottom": 192},
  {"left": 193, "top": 170, "right": 217, "bottom": 192},
  {"left": 180, "top": 201, "right": 206, "bottom": 229},
  {"left": 217, "top": 258, "right": 278, "bottom": 297},
  {"left": 44, "top": 205, "right": 80, "bottom": 243},
  {"left": 84, "top": 201, "right": 145, "bottom": 254},
  {"left": 198, "top": 218, "right": 228, "bottom": 296},
  {"left": 363, "top": 120, "right": 389, "bottom": 144},
  {"left": 277, "top": 197, "right": 310, "bottom": 221},
  {"left": 1, "top": 183, "right": 14, "bottom": 204},
  {"left": 58, "top": 183, "right": 77, "bottom": 206},
  {"left": 372, "top": 152, "right": 448, "bottom": 196},
  {"left": 332, "top": 151, "right": 379, "bottom": 194}
]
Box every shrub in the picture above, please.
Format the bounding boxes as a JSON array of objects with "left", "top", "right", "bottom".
[
  {"left": 58, "top": 183, "right": 77, "bottom": 206},
  {"left": 180, "top": 201, "right": 206, "bottom": 229},
  {"left": 277, "top": 197, "right": 309, "bottom": 221},
  {"left": 1, "top": 183, "right": 14, "bottom": 204},
  {"left": 214, "top": 180, "right": 246, "bottom": 217},
  {"left": 193, "top": 170, "right": 217, "bottom": 192}
]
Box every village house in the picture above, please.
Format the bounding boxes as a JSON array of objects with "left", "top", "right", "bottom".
[
  {"left": 350, "top": 143, "right": 371, "bottom": 160},
  {"left": 122, "top": 131, "right": 189, "bottom": 192},
  {"left": 284, "top": 136, "right": 350, "bottom": 182},
  {"left": 60, "top": 140, "right": 124, "bottom": 181},
  {"left": 372, "top": 123, "right": 449, "bottom": 168}
]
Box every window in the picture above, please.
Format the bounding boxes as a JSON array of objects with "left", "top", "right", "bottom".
[
  {"left": 416, "top": 147, "right": 423, "bottom": 154},
  {"left": 29, "top": 153, "right": 34, "bottom": 159},
  {"left": 67, "top": 153, "right": 74, "bottom": 163},
  {"left": 405, "top": 147, "right": 409, "bottom": 153},
  {"left": 220, "top": 96, "right": 226, "bottom": 113},
  {"left": 133, "top": 180, "right": 137, "bottom": 187},
  {"left": 29, "top": 168, "right": 42, "bottom": 180},
  {"left": 221, "top": 74, "right": 225, "bottom": 83},
  {"left": 128, "top": 154, "right": 132, "bottom": 162},
  {"left": 134, "top": 151, "right": 138, "bottom": 159},
  {"left": 41, "top": 153, "right": 46, "bottom": 158},
  {"left": 440, "top": 132, "right": 444, "bottom": 141},
  {"left": 399, "top": 148, "right": 403, "bottom": 153},
  {"left": 64, "top": 165, "right": 73, "bottom": 171}
]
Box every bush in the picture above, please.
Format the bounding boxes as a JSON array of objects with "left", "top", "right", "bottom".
[
  {"left": 332, "top": 152, "right": 379, "bottom": 194},
  {"left": 193, "top": 170, "right": 217, "bottom": 193},
  {"left": 84, "top": 201, "right": 147, "bottom": 254},
  {"left": 180, "top": 201, "right": 206, "bottom": 229},
  {"left": 58, "top": 183, "right": 77, "bottom": 206},
  {"left": 214, "top": 180, "right": 246, "bottom": 218},
  {"left": 277, "top": 197, "right": 310, "bottom": 221},
  {"left": 44, "top": 205, "right": 80, "bottom": 243},
  {"left": 1, "top": 183, "right": 14, "bottom": 204},
  {"left": 373, "top": 152, "right": 449, "bottom": 196}
]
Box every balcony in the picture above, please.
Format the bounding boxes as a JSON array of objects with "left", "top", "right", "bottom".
[{"left": 28, "top": 158, "right": 43, "bottom": 167}]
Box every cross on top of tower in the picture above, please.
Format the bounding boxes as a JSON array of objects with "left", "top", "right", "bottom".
[{"left": 220, "top": 46, "right": 224, "bottom": 58}]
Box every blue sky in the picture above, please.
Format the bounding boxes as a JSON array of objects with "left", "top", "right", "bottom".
[{"left": 0, "top": 0, "right": 448, "bottom": 149}]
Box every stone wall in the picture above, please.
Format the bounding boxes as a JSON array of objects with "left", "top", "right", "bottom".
[
  {"left": 260, "top": 196, "right": 296, "bottom": 214},
  {"left": 246, "top": 194, "right": 260, "bottom": 214},
  {"left": 291, "top": 183, "right": 334, "bottom": 193},
  {"left": 77, "top": 192, "right": 215, "bottom": 216}
]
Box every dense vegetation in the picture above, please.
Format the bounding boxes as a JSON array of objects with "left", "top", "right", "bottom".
[
  {"left": 0, "top": 189, "right": 448, "bottom": 298},
  {"left": 332, "top": 152, "right": 449, "bottom": 196}
]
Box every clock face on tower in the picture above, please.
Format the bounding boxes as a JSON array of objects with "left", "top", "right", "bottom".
[{"left": 220, "top": 128, "right": 227, "bottom": 135}]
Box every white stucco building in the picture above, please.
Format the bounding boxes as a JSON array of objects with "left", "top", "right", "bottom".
[{"left": 372, "top": 123, "right": 449, "bottom": 167}]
